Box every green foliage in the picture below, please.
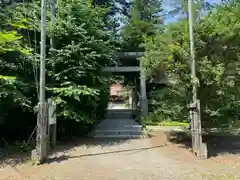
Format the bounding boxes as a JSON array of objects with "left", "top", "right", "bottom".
[
  {"left": 1, "top": 0, "right": 115, "bottom": 141},
  {"left": 14, "top": 140, "right": 34, "bottom": 153},
  {"left": 143, "top": 113, "right": 189, "bottom": 126},
  {"left": 0, "top": 5, "right": 34, "bottom": 121},
  {"left": 142, "top": 1, "right": 240, "bottom": 128},
  {"left": 47, "top": 0, "right": 114, "bottom": 123},
  {"left": 121, "top": 0, "right": 164, "bottom": 51}
]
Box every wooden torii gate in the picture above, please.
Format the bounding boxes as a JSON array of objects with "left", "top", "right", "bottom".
[{"left": 102, "top": 52, "right": 167, "bottom": 118}]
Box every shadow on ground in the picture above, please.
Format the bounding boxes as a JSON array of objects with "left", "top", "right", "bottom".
[
  {"left": 0, "top": 137, "right": 131, "bottom": 167},
  {"left": 166, "top": 131, "right": 240, "bottom": 158},
  {"left": 46, "top": 142, "right": 165, "bottom": 164},
  {"left": 49, "top": 137, "right": 135, "bottom": 154},
  {"left": 1, "top": 136, "right": 161, "bottom": 166},
  {"left": 0, "top": 149, "right": 30, "bottom": 167}
]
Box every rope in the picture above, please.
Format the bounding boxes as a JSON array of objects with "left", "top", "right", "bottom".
[
  {"left": 26, "top": 125, "right": 37, "bottom": 144},
  {"left": 22, "top": 0, "right": 39, "bottom": 100}
]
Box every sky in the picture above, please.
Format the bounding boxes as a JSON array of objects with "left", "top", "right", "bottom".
[
  {"left": 116, "top": 0, "right": 223, "bottom": 28},
  {"left": 163, "top": 0, "right": 222, "bottom": 24}
]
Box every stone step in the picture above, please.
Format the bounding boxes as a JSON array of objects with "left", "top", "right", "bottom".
[
  {"left": 97, "top": 124, "right": 141, "bottom": 128},
  {"left": 106, "top": 110, "right": 134, "bottom": 118},
  {"left": 96, "top": 127, "right": 140, "bottom": 131},
  {"left": 95, "top": 128, "right": 142, "bottom": 133},
  {"left": 97, "top": 119, "right": 138, "bottom": 124},
  {"left": 96, "top": 123, "right": 140, "bottom": 129},
  {"left": 92, "top": 108, "right": 141, "bottom": 138},
  {"left": 102, "top": 118, "right": 136, "bottom": 122},
  {"left": 94, "top": 134, "right": 142, "bottom": 138},
  {"left": 98, "top": 121, "right": 138, "bottom": 124},
  {"left": 99, "top": 123, "right": 138, "bottom": 126},
  {"left": 92, "top": 128, "right": 144, "bottom": 137},
  {"left": 93, "top": 131, "right": 142, "bottom": 138},
  {"left": 106, "top": 114, "right": 133, "bottom": 119},
  {"left": 107, "top": 109, "right": 134, "bottom": 112},
  {"left": 97, "top": 120, "right": 139, "bottom": 126}
]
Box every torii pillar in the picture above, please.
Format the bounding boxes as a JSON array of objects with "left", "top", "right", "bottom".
[{"left": 140, "top": 68, "right": 148, "bottom": 117}]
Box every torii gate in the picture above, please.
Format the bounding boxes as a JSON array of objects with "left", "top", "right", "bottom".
[{"left": 102, "top": 52, "right": 167, "bottom": 118}]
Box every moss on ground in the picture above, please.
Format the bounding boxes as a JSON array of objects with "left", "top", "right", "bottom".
[{"left": 145, "top": 121, "right": 189, "bottom": 127}]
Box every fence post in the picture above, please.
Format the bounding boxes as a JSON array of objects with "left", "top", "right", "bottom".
[
  {"left": 196, "top": 100, "right": 207, "bottom": 159},
  {"left": 47, "top": 98, "right": 57, "bottom": 149},
  {"left": 188, "top": 101, "right": 207, "bottom": 159}
]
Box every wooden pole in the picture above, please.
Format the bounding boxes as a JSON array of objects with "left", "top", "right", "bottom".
[
  {"left": 48, "top": 98, "right": 57, "bottom": 148},
  {"left": 35, "top": 0, "right": 47, "bottom": 163},
  {"left": 140, "top": 67, "right": 148, "bottom": 117},
  {"left": 187, "top": 0, "right": 207, "bottom": 159}
]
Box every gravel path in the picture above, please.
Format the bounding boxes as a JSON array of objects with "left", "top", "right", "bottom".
[{"left": 1, "top": 132, "right": 240, "bottom": 180}]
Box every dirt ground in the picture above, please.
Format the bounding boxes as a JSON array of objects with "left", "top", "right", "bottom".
[{"left": 1, "top": 131, "right": 240, "bottom": 180}]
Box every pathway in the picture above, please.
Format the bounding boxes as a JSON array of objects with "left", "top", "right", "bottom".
[
  {"left": 1, "top": 103, "right": 240, "bottom": 179},
  {"left": 1, "top": 132, "right": 240, "bottom": 180}
]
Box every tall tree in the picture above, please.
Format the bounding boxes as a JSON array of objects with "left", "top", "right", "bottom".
[
  {"left": 121, "top": 0, "right": 164, "bottom": 51},
  {"left": 142, "top": 0, "right": 240, "bottom": 127},
  {"left": 92, "top": 0, "right": 131, "bottom": 35}
]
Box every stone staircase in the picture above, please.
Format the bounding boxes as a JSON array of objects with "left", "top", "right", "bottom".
[{"left": 92, "top": 109, "right": 143, "bottom": 138}]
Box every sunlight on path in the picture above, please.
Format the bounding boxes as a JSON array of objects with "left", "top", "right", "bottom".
[{"left": 107, "top": 102, "right": 129, "bottom": 110}]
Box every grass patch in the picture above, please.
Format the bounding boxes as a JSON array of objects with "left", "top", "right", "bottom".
[{"left": 145, "top": 120, "right": 189, "bottom": 127}]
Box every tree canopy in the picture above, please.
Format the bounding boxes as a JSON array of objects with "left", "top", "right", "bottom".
[
  {"left": 142, "top": 0, "right": 240, "bottom": 127},
  {"left": 0, "top": 0, "right": 115, "bottom": 141},
  {"left": 121, "top": 0, "right": 164, "bottom": 51}
]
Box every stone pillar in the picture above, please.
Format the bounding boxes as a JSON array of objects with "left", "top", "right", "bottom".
[
  {"left": 128, "top": 91, "right": 132, "bottom": 108},
  {"left": 140, "top": 69, "right": 148, "bottom": 117},
  {"left": 131, "top": 88, "right": 137, "bottom": 109}
]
